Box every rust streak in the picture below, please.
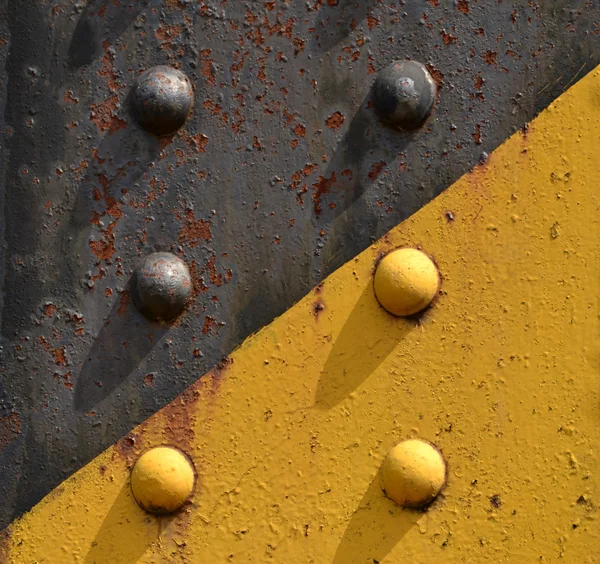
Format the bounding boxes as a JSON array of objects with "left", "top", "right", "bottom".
[
  {"left": 0, "top": 413, "right": 21, "bottom": 448},
  {"left": 312, "top": 172, "right": 337, "bottom": 215},
  {"left": 117, "top": 290, "right": 130, "bottom": 315}
]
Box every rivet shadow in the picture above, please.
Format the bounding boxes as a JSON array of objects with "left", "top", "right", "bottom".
[
  {"left": 74, "top": 280, "right": 169, "bottom": 413},
  {"left": 315, "top": 283, "right": 415, "bottom": 409},
  {"left": 84, "top": 481, "right": 157, "bottom": 564},
  {"left": 332, "top": 471, "right": 422, "bottom": 564}
]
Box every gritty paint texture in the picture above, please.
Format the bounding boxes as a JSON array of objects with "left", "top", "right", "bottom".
[
  {"left": 3, "top": 66, "right": 599, "bottom": 563},
  {"left": 0, "top": 0, "right": 599, "bottom": 527}
]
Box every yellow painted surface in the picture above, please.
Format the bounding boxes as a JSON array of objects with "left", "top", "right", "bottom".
[{"left": 3, "top": 67, "right": 600, "bottom": 564}]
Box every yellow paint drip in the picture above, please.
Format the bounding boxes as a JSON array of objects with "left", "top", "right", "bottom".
[
  {"left": 373, "top": 247, "right": 440, "bottom": 316},
  {"left": 3, "top": 67, "right": 600, "bottom": 563}
]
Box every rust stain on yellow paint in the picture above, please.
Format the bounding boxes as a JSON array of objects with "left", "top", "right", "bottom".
[{"left": 3, "top": 68, "right": 600, "bottom": 563}]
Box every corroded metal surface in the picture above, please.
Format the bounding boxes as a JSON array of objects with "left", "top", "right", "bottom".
[
  {"left": 0, "top": 0, "right": 598, "bottom": 527},
  {"left": 3, "top": 66, "right": 600, "bottom": 561}
]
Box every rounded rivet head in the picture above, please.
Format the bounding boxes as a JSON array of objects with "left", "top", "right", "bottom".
[
  {"left": 130, "top": 66, "right": 193, "bottom": 136},
  {"left": 373, "top": 60, "right": 436, "bottom": 131},
  {"left": 132, "top": 252, "right": 192, "bottom": 321},
  {"left": 373, "top": 248, "right": 439, "bottom": 317},
  {"left": 131, "top": 447, "right": 195, "bottom": 514},
  {"left": 381, "top": 439, "right": 446, "bottom": 508}
]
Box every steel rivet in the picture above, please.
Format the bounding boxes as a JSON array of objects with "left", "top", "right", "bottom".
[
  {"left": 373, "top": 248, "right": 439, "bottom": 317},
  {"left": 132, "top": 252, "right": 192, "bottom": 321},
  {"left": 130, "top": 447, "right": 195, "bottom": 514},
  {"left": 130, "top": 66, "right": 193, "bottom": 136},
  {"left": 373, "top": 60, "right": 437, "bottom": 131},
  {"left": 381, "top": 439, "right": 446, "bottom": 508}
]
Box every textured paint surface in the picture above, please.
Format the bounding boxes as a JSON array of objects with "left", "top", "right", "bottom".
[
  {"left": 1, "top": 1, "right": 599, "bottom": 527},
  {"left": 3, "top": 65, "right": 599, "bottom": 564}
]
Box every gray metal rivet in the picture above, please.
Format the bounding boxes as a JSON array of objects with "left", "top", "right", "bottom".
[
  {"left": 132, "top": 252, "right": 192, "bottom": 321},
  {"left": 130, "top": 66, "right": 193, "bottom": 136},
  {"left": 373, "top": 60, "right": 437, "bottom": 131}
]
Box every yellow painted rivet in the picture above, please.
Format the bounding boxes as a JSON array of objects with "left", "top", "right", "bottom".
[
  {"left": 130, "top": 447, "right": 195, "bottom": 514},
  {"left": 381, "top": 439, "right": 446, "bottom": 508},
  {"left": 373, "top": 248, "right": 439, "bottom": 316}
]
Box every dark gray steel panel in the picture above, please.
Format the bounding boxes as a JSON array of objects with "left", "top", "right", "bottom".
[{"left": 0, "top": 0, "right": 598, "bottom": 526}]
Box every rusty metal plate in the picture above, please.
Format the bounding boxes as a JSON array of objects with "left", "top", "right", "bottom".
[{"left": 0, "top": 0, "right": 598, "bottom": 527}]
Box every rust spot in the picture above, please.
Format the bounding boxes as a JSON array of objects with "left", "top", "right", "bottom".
[
  {"left": 52, "top": 347, "right": 67, "bottom": 366},
  {"left": 368, "top": 161, "right": 387, "bottom": 181},
  {"left": 72, "top": 160, "right": 89, "bottom": 179},
  {"left": 429, "top": 0, "right": 439, "bottom": 5},
  {"left": 114, "top": 433, "right": 143, "bottom": 466},
  {"left": 441, "top": 30, "right": 457, "bottom": 45},
  {"left": 57, "top": 371, "right": 73, "bottom": 389},
  {"left": 313, "top": 300, "right": 325, "bottom": 318},
  {"left": 105, "top": 288, "right": 113, "bottom": 297},
  {"left": 117, "top": 290, "right": 130, "bottom": 315},
  {"left": 63, "top": 90, "right": 78, "bottom": 104},
  {"left": 474, "top": 74, "right": 484, "bottom": 89},
  {"left": 312, "top": 172, "right": 337, "bottom": 215},
  {"left": 202, "top": 315, "right": 218, "bottom": 334},
  {"left": 293, "top": 123, "right": 306, "bottom": 137},
  {"left": 366, "top": 15, "right": 380, "bottom": 29},
  {"left": 0, "top": 412, "right": 21, "bottom": 448},
  {"left": 426, "top": 64, "right": 445, "bottom": 88},
  {"left": 326, "top": 111, "right": 345, "bottom": 130},
  {"left": 189, "top": 261, "right": 208, "bottom": 296},
  {"left": 490, "top": 494, "right": 502, "bottom": 508},
  {"left": 92, "top": 148, "right": 105, "bottom": 165},
  {"left": 90, "top": 95, "right": 126, "bottom": 134},
  {"left": 143, "top": 373, "right": 156, "bottom": 387},
  {"left": 89, "top": 238, "right": 116, "bottom": 261},
  {"left": 215, "top": 356, "right": 233, "bottom": 372},
  {"left": 200, "top": 49, "right": 216, "bottom": 86},
  {"left": 206, "top": 255, "right": 223, "bottom": 286},
  {"left": 457, "top": 0, "right": 470, "bottom": 14},
  {"left": 44, "top": 303, "right": 56, "bottom": 317},
  {"left": 98, "top": 41, "right": 120, "bottom": 93},
  {"left": 155, "top": 24, "right": 183, "bottom": 53},
  {"left": 182, "top": 132, "right": 209, "bottom": 153},
  {"left": 484, "top": 50, "right": 498, "bottom": 65},
  {"left": 472, "top": 123, "right": 482, "bottom": 144},
  {"left": 179, "top": 209, "right": 212, "bottom": 247}
]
